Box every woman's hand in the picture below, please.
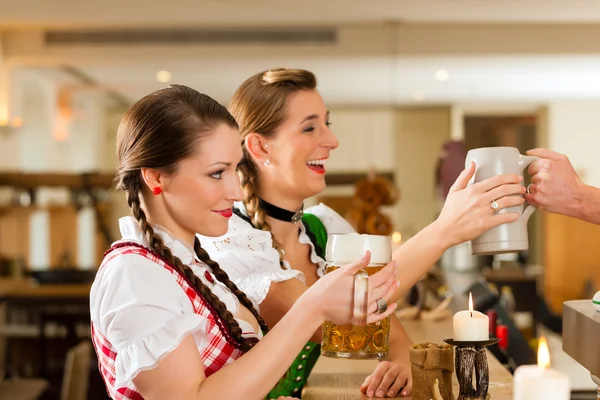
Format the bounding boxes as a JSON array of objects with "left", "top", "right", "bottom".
[
  {"left": 360, "top": 318, "right": 413, "bottom": 398},
  {"left": 435, "top": 161, "right": 526, "bottom": 248},
  {"left": 303, "top": 251, "right": 399, "bottom": 326},
  {"left": 360, "top": 360, "right": 412, "bottom": 398}
]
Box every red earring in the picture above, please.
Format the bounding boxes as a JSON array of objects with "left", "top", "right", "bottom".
[{"left": 152, "top": 187, "right": 162, "bottom": 195}]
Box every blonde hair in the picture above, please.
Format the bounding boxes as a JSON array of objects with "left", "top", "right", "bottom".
[{"left": 229, "top": 68, "right": 317, "bottom": 265}]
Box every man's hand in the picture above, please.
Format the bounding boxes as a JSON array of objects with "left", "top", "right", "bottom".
[{"left": 524, "top": 148, "right": 586, "bottom": 218}]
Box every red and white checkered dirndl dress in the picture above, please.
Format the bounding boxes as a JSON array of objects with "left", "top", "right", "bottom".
[{"left": 91, "top": 242, "right": 248, "bottom": 400}]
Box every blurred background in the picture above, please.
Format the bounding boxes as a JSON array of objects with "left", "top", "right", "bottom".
[{"left": 0, "top": 1, "right": 600, "bottom": 399}]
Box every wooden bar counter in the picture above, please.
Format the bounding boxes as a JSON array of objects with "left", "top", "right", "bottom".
[{"left": 303, "top": 318, "right": 513, "bottom": 399}]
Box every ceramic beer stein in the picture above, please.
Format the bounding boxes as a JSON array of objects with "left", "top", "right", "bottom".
[{"left": 465, "top": 146, "right": 539, "bottom": 255}]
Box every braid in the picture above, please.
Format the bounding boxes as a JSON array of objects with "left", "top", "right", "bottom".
[
  {"left": 126, "top": 187, "right": 257, "bottom": 352},
  {"left": 238, "top": 155, "right": 286, "bottom": 267},
  {"left": 193, "top": 238, "right": 269, "bottom": 334}
]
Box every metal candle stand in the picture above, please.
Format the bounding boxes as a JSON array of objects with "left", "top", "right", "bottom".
[{"left": 444, "top": 338, "right": 499, "bottom": 400}]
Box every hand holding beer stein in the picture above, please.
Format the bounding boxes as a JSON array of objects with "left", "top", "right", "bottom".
[{"left": 321, "top": 234, "right": 397, "bottom": 359}]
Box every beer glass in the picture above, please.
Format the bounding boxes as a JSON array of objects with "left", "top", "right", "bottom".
[{"left": 321, "top": 234, "right": 392, "bottom": 359}]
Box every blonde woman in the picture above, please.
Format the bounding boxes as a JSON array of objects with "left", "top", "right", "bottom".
[{"left": 199, "top": 69, "right": 525, "bottom": 398}]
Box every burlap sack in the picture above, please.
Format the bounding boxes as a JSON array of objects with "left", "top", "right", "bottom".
[{"left": 409, "top": 342, "right": 455, "bottom": 400}]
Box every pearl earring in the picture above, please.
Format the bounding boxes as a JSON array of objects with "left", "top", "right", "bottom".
[{"left": 264, "top": 159, "right": 271, "bottom": 166}]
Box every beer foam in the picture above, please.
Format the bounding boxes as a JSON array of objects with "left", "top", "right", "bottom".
[{"left": 326, "top": 234, "right": 392, "bottom": 265}]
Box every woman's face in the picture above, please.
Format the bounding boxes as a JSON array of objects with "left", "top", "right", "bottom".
[
  {"left": 258, "top": 90, "right": 339, "bottom": 205},
  {"left": 160, "top": 123, "right": 244, "bottom": 238}
]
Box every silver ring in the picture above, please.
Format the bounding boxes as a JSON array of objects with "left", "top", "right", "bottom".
[
  {"left": 490, "top": 200, "right": 500, "bottom": 212},
  {"left": 526, "top": 183, "right": 533, "bottom": 194},
  {"left": 376, "top": 298, "right": 388, "bottom": 314}
]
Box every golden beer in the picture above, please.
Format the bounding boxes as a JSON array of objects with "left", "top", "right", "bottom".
[{"left": 321, "top": 264, "right": 391, "bottom": 359}]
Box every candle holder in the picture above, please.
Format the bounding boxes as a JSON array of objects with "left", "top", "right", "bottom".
[{"left": 444, "top": 338, "right": 499, "bottom": 400}]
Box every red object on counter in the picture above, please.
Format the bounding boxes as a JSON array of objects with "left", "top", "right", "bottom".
[{"left": 496, "top": 325, "right": 509, "bottom": 349}]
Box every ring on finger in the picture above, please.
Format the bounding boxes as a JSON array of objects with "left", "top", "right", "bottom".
[
  {"left": 376, "top": 298, "right": 388, "bottom": 314},
  {"left": 490, "top": 200, "right": 500, "bottom": 212},
  {"left": 526, "top": 183, "right": 533, "bottom": 194}
]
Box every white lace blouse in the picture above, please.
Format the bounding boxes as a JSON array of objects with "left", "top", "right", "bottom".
[
  {"left": 197, "top": 202, "right": 355, "bottom": 308},
  {"left": 90, "top": 216, "right": 262, "bottom": 389}
]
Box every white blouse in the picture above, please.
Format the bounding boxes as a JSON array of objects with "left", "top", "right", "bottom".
[
  {"left": 197, "top": 202, "right": 355, "bottom": 308},
  {"left": 90, "top": 216, "right": 262, "bottom": 390}
]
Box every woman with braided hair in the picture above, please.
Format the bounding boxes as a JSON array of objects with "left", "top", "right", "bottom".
[
  {"left": 89, "top": 84, "right": 399, "bottom": 400},
  {"left": 198, "top": 68, "right": 527, "bottom": 398}
]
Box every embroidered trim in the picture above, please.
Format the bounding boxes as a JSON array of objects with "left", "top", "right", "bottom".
[
  {"left": 234, "top": 207, "right": 288, "bottom": 268},
  {"left": 103, "top": 241, "right": 258, "bottom": 351}
]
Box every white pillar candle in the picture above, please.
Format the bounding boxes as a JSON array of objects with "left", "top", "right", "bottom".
[
  {"left": 513, "top": 337, "right": 570, "bottom": 400},
  {"left": 453, "top": 292, "right": 489, "bottom": 341}
]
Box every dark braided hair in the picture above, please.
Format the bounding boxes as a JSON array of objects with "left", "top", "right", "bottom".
[
  {"left": 115, "top": 84, "right": 268, "bottom": 352},
  {"left": 192, "top": 238, "right": 268, "bottom": 335}
]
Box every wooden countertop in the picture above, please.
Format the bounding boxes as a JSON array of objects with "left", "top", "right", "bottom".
[{"left": 304, "top": 318, "right": 513, "bottom": 399}]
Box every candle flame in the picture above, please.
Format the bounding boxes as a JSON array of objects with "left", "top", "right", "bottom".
[
  {"left": 468, "top": 292, "right": 473, "bottom": 312},
  {"left": 537, "top": 336, "right": 550, "bottom": 369},
  {"left": 391, "top": 231, "right": 402, "bottom": 244}
]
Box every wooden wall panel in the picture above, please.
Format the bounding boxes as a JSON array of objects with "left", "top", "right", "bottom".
[
  {"left": 0, "top": 207, "right": 31, "bottom": 268},
  {"left": 48, "top": 206, "right": 78, "bottom": 268},
  {"left": 544, "top": 212, "right": 600, "bottom": 313}
]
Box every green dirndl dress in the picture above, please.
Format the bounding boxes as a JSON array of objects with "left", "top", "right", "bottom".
[{"left": 266, "top": 213, "right": 328, "bottom": 399}]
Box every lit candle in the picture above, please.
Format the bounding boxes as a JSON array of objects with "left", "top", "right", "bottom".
[
  {"left": 513, "top": 337, "right": 570, "bottom": 400},
  {"left": 453, "top": 293, "right": 489, "bottom": 341}
]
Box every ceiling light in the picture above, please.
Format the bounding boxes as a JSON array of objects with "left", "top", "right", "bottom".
[
  {"left": 156, "top": 70, "right": 172, "bottom": 83},
  {"left": 435, "top": 69, "right": 450, "bottom": 82}
]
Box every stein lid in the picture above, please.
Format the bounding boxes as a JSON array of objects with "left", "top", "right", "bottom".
[{"left": 326, "top": 234, "right": 392, "bottom": 265}]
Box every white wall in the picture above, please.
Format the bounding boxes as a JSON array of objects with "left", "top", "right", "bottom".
[
  {"left": 0, "top": 69, "right": 111, "bottom": 172},
  {"left": 310, "top": 107, "right": 400, "bottom": 227},
  {"left": 327, "top": 108, "right": 395, "bottom": 172},
  {"left": 546, "top": 102, "right": 600, "bottom": 187},
  {"left": 0, "top": 42, "right": 21, "bottom": 170},
  {"left": 66, "top": 92, "right": 109, "bottom": 172},
  {"left": 394, "top": 107, "right": 452, "bottom": 237},
  {"left": 310, "top": 106, "right": 450, "bottom": 235},
  {"left": 16, "top": 72, "right": 65, "bottom": 171}
]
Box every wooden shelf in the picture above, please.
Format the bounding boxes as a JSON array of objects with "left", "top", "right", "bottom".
[
  {"left": 325, "top": 171, "right": 394, "bottom": 186},
  {"left": 0, "top": 172, "right": 115, "bottom": 189},
  {"left": 0, "top": 171, "right": 393, "bottom": 189}
]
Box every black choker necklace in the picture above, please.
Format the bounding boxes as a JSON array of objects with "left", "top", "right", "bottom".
[{"left": 258, "top": 198, "right": 304, "bottom": 223}]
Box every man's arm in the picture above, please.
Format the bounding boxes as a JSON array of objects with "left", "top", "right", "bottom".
[
  {"left": 574, "top": 185, "right": 600, "bottom": 224},
  {"left": 525, "top": 148, "right": 600, "bottom": 225}
]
